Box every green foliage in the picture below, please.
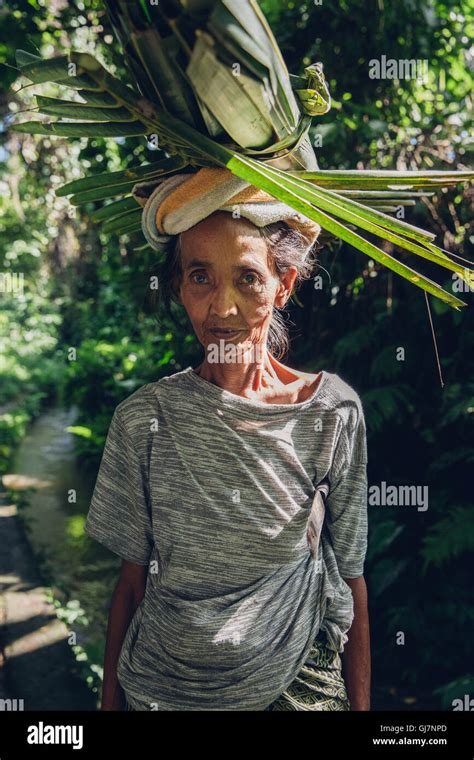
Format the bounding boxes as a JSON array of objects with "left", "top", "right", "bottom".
[{"left": 422, "top": 505, "right": 474, "bottom": 566}]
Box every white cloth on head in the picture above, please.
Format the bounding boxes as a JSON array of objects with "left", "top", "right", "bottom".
[{"left": 136, "top": 172, "right": 320, "bottom": 251}]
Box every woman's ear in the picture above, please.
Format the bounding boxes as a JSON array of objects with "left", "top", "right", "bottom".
[
  {"left": 274, "top": 266, "right": 298, "bottom": 308},
  {"left": 274, "top": 284, "right": 290, "bottom": 309}
]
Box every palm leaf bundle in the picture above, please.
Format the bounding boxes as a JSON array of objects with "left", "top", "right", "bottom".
[{"left": 9, "top": 0, "right": 474, "bottom": 311}]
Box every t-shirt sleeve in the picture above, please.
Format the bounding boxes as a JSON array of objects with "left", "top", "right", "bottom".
[
  {"left": 84, "top": 406, "right": 154, "bottom": 565},
  {"left": 325, "top": 399, "right": 368, "bottom": 578}
]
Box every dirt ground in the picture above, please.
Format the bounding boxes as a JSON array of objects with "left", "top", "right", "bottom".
[{"left": 0, "top": 485, "right": 96, "bottom": 711}]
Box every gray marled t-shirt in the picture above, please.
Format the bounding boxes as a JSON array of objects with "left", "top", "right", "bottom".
[{"left": 84, "top": 366, "right": 368, "bottom": 711}]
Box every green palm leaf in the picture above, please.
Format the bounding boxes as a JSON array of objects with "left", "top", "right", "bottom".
[
  {"left": 35, "top": 96, "right": 134, "bottom": 121},
  {"left": 294, "top": 169, "right": 474, "bottom": 189},
  {"left": 11, "top": 120, "right": 148, "bottom": 137},
  {"left": 248, "top": 161, "right": 473, "bottom": 284},
  {"left": 102, "top": 209, "right": 142, "bottom": 233},
  {"left": 226, "top": 154, "right": 469, "bottom": 309},
  {"left": 56, "top": 157, "right": 188, "bottom": 197},
  {"left": 91, "top": 197, "right": 144, "bottom": 222}
]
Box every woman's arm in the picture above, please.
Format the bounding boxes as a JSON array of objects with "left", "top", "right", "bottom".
[
  {"left": 340, "top": 575, "right": 371, "bottom": 711},
  {"left": 101, "top": 560, "right": 148, "bottom": 711}
]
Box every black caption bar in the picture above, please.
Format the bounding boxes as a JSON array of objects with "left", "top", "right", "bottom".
[{"left": 0, "top": 709, "right": 473, "bottom": 758}]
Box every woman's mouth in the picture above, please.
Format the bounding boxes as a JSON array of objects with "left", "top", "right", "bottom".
[{"left": 209, "top": 328, "right": 245, "bottom": 338}]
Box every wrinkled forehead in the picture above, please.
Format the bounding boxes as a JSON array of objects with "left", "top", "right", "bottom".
[{"left": 179, "top": 211, "right": 267, "bottom": 257}]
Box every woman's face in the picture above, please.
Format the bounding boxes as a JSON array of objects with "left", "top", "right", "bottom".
[{"left": 175, "top": 212, "right": 298, "bottom": 357}]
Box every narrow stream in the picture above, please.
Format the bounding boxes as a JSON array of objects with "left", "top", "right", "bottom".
[{"left": 7, "top": 404, "right": 120, "bottom": 651}]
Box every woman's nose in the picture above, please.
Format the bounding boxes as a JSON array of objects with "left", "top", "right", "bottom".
[{"left": 210, "top": 283, "right": 239, "bottom": 317}]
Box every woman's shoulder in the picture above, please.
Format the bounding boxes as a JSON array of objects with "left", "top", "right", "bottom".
[
  {"left": 323, "top": 374, "right": 367, "bottom": 464},
  {"left": 113, "top": 367, "right": 191, "bottom": 425},
  {"left": 325, "top": 371, "right": 363, "bottom": 403},
  {"left": 288, "top": 363, "right": 363, "bottom": 405},
  {"left": 316, "top": 371, "right": 365, "bottom": 422}
]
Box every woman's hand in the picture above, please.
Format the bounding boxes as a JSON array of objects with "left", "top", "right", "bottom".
[
  {"left": 100, "top": 560, "right": 148, "bottom": 711},
  {"left": 340, "top": 575, "right": 371, "bottom": 710}
]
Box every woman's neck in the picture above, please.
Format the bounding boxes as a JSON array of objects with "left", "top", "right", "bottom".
[{"left": 193, "top": 348, "right": 321, "bottom": 404}]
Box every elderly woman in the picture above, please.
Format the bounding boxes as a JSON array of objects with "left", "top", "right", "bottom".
[{"left": 84, "top": 170, "right": 370, "bottom": 712}]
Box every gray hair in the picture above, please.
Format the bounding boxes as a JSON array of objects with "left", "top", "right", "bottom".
[{"left": 147, "top": 221, "right": 319, "bottom": 360}]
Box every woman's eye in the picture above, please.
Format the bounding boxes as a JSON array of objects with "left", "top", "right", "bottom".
[
  {"left": 241, "top": 273, "right": 260, "bottom": 286},
  {"left": 190, "top": 272, "right": 261, "bottom": 287}
]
